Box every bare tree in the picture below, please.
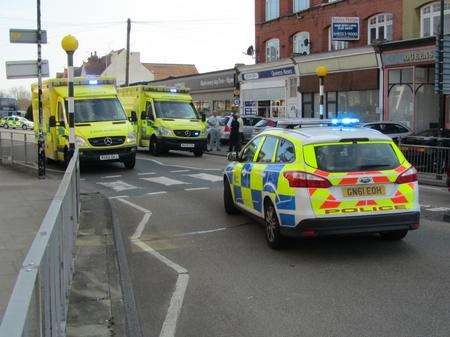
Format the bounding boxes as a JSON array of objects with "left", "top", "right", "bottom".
[{"left": 7, "top": 86, "right": 31, "bottom": 111}]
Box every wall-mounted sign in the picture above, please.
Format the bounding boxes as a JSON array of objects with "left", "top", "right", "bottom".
[
  {"left": 435, "top": 35, "right": 450, "bottom": 94},
  {"left": 243, "top": 101, "right": 257, "bottom": 115},
  {"left": 242, "top": 66, "right": 295, "bottom": 81},
  {"left": 382, "top": 47, "right": 435, "bottom": 66},
  {"left": 5, "top": 60, "right": 49, "bottom": 79},
  {"left": 332, "top": 17, "right": 360, "bottom": 41}
]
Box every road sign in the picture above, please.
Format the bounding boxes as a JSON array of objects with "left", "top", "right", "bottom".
[
  {"left": 5, "top": 60, "right": 49, "bottom": 79},
  {"left": 435, "top": 35, "right": 450, "bottom": 94},
  {"left": 9, "top": 29, "right": 47, "bottom": 44},
  {"left": 233, "top": 98, "right": 241, "bottom": 106},
  {"left": 331, "top": 17, "right": 360, "bottom": 41}
]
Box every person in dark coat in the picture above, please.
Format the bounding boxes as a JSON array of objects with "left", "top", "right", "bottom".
[{"left": 229, "top": 113, "right": 241, "bottom": 153}]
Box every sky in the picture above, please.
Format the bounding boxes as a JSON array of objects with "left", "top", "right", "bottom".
[{"left": 0, "top": 0, "right": 255, "bottom": 91}]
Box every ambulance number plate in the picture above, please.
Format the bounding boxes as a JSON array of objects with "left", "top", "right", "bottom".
[
  {"left": 100, "top": 154, "right": 119, "bottom": 161},
  {"left": 342, "top": 185, "right": 386, "bottom": 198},
  {"left": 181, "top": 143, "right": 195, "bottom": 148}
]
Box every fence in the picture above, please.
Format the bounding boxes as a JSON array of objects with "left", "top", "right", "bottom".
[
  {"left": 399, "top": 143, "right": 450, "bottom": 186},
  {"left": 0, "top": 129, "right": 37, "bottom": 170},
  {"left": 0, "top": 149, "right": 80, "bottom": 337}
]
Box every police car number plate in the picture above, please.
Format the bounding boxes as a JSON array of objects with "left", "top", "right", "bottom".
[
  {"left": 342, "top": 185, "right": 386, "bottom": 198},
  {"left": 181, "top": 143, "right": 195, "bottom": 148},
  {"left": 99, "top": 154, "right": 119, "bottom": 161}
]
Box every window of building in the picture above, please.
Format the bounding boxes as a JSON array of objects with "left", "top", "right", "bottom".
[
  {"left": 328, "top": 27, "right": 348, "bottom": 51},
  {"left": 326, "top": 91, "right": 337, "bottom": 118},
  {"left": 421, "top": 1, "right": 450, "bottom": 37},
  {"left": 293, "top": 0, "right": 309, "bottom": 13},
  {"left": 337, "top": 90, "right": 379, "bottom": 122},
  {"left": 289, "top": 78, "right": 298, "bottom": 98},
  {"left": 302, "top": 93, "right": 314, "bottom": 118},
  {"left": 368, "top": 13, "right": 393, "bottom": 44},
  {"left": 265, "top": 0, "right": 279, "bottom": 21},
  {"left": 293, "top": 31, "right": 310, "bottom": 55},
  {"left": 266, "top": 38, "right": 280, "bottom": 62}
]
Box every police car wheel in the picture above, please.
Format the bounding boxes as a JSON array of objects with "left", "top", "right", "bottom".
[
  {"left": 22, "top": 124, "right": 27, "bottom": 130},
  {"left": 224, "top": 179, "right": 239, "bottom": 214},
  {"left": 264, "top": 201, "right": 284, "bottom": 249},
  {"left": 379, "top": 230, "right": 408, "bottom": 241}
]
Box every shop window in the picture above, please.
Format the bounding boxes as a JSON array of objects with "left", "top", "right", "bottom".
[
  {"left": 302, "top": 93, "right": 314, "bottom": 118},
  {"left": 289, "top": 78, "right": 298, "bottom": 98},
  {"left": 368, "top": 13, "right": 393, "bottom": 44},
  {"left": 421, "top": 1, "right": 450, "bottom": 37},
  {"left": 338, "top": 90, "right": 379, "bottom": 122},
  {"left": 293, "top": 0, "right": 309, "bottom": 13},
  {"left": 328, "top": 27, "right": 348, "bottom": 51},
  {"left": 327, "top": 92, "right": 337, "bottom": 118},
  {"left": 265, "top": 0, "right": 279, "bottom": 21},
  {"left": 266, "top": 38, "right": 280, "bottom": 62},
  {"left": 293, "top": 31, "right": 310, "bottom": 55}
]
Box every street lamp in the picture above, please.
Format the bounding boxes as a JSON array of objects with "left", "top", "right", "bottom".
[
  {"left": 316, "top": 66, "right": 328, "bottom": 120},
  {"left": 61, "top": 35, "right": 78, "bottom": 160}
]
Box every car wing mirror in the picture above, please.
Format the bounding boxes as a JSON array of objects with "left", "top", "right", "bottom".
[
  {"left": 201, "top": 113, "right": 206, "bottom": 122},
  {"left": 227, "top": 152, "right": 238, "bottom": 162}
]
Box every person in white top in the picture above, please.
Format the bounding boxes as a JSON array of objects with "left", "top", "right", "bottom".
[
  {"left": 207, "top": 111, "right": 221, "bottom": 152},
  {"left": 237, "top": 113, "right": 244, "bottom": 144}
]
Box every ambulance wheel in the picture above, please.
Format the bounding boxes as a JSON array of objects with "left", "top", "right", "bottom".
[
  {"left": 22, "top": 124, "right": 27, "bottom": 130},
  {"left": 149, "top": 137, "right": 161, "bottom": 156},
  {"left": 224, "top": 179, "right": 239, "bottom": 215},
  {"left": 123, "top": 155, "right": 136, "bottom": 169},
  {"left": 193, "top": 149, "right": 203, "bottom": 157},
  {"left": 264, "top": 200, "right": 284, "bottom": 249},
  {"left": 379, "top": 230, "right": 408, "bottom": 241}
]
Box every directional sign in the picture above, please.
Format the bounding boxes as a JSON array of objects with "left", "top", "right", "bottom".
[
  {"left": 5, "top": 60, "right": 49, "bottom": 79},
  {"left": 435, "top": 35, "right": 450, "bottom": 94},
  {"left": 233, "top": 98, "right": 241, "bottom": 106},
  {"left": 9, "top": 29, "right": 47, "bottom": 44}
]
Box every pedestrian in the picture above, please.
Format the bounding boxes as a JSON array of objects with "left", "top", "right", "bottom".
[
  {"left": 229, "top": 113, "right": 241, "bottom": 153},
  {"left": 237, "top": 113, "right": 244, "bottom": 144},
  {"left": 207, "top": 111, "right": 221, "bottom": 152}
]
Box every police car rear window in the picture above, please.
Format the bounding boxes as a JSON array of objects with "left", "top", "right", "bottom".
[{"left": 314, "top": 143, "right": 400, "bottom": 172}]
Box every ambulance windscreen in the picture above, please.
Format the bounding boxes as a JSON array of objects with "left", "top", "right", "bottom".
[
  {"left": 69, "top": 98, "right": 127, "bottom": 123},
  {"left": 154, "top": 101, "right": 199, "bottom": 120}
]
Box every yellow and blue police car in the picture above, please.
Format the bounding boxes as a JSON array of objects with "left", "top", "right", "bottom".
[{"left": 223, "top": 121, "right": 420, "bottom": 249}]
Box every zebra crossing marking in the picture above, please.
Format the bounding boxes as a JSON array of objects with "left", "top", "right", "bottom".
[
  {"left": 141, "top": 176, "right": 188, "bottom": 186},
  {"left": 97, "top": 180, "right": 139, "bottom": 192},
  {"left": 187, "top": 173, "right": 222, "bottom": 182}
]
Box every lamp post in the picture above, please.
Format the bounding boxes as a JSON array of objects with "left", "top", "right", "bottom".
[
  {"left": 61, "top": 35, "right": 78, "bottom": 161},
  {"left": 316, "top": 66, "right": 328, "bottom": 120}
]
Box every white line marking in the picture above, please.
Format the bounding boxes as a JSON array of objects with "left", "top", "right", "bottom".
[
  {"left": 187, "top": 173, "right": 222, "bottom": 182},
  {"left": 137, "top": 172, "right": 156, "bottom": 176},
  {"left": 147, "top": 191, "right": 168, "bottom": 196},
  {"left": 184, "top": 187, "right": 210, "bottom": 191},
  {"left": 170, "top": 169, "right": 190, "bottom": 173},
  {"left": 174, "top": 227, "right": 226, "bottom": 237},
  {"left": 113, "top": 197, "right": 189, "bottom": 337},
  {"left": 109, "top": 195, "right": 129, "bottom": 199},
  {"left": 419, "top": 185, "right": 448, "bottom": 192},
  {"left": 420, "top": 204, "right": 431, "bottom": 208},
  {"left": 426, "top": 207, "right": 450, "bottom": 212},
  {"left": 80, "top": 178, "right": 86, "bottom": 181},
  {"left": 141, "top": 176, "right": 187, "bottom": 186},
  {"left": 97, "top": 180, "right": 138, "bottom": 192},
  {"left": 102, "top": 175, "right": 122, "bottom": 179},
  {"left": 137, "top": 157, "right": 222, "bottom": 171}
]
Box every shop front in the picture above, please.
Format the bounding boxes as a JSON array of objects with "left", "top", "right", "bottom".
[
  {"left": 239, "top": 60, "right": 299, "bottom": 118},
  {"left": 150, "top": 69, "right": 236, "bottom": 116},
  {"left": 380, "top": 38, "right": 441, "bottom": 132},
  {"left": 296, "top": 47, "right": 381, "bottom": 122}
]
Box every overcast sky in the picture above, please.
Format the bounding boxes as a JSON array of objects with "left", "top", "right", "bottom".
[{"left": 0, "top": 0, "right": 255, "bottom": 91}]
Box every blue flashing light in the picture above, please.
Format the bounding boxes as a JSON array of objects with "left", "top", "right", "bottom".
[
  {"left": 88, "top": 80, "right": 98, "bottom": 85},
  {"left": 331, "top": 118, "right": 360, "bottom": 126},
  {"left": 169, "top": 88, "right": 178, "bottom": 93},
  {"left": 331, "top": 118, "right": 339, "bottom": 125}
]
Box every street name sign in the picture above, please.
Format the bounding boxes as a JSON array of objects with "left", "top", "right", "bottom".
[
  {"left": 9, "top": 29, "right": 47, "bottom": 44},
  {"left": 6, "top": 60, "right": 49, "bottom": 79}
]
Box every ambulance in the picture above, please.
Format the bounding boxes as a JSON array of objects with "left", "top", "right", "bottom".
[
  {"left": 118, "top": 85, "right": 207, "bottom": 157},
  {"left": 32, "top": 78, "right": 137, "bottom": 168},
  {"left": 224, "top": 124, "right": 420, "bottom": 249}
]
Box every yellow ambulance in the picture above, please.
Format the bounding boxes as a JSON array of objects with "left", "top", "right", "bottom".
[
  {"left": 118, "top": 85, "right": 207, "bottom": 157},
  {"left": 32, "top": 78, "right": 137, "bottom": 168}
]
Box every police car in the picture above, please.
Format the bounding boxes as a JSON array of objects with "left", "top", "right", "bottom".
[{"left": 223, "top": 122, "right": 420, "bottom": 249}]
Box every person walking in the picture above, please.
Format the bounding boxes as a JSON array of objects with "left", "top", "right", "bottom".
[
  {"left": 237, "top": 113, "right": 245, "bottom": 144},
  {"left": 229, "top": 113, "right": 241, "bottom": 153},
  {"left": 207, "top": 111, "right": 221, "bottom": 152}
]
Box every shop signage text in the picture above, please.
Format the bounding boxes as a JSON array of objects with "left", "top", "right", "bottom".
[
  {"left": 152, "top": 70, "right": 235, "bottom": 92},
  {"left": 243, "top": 66, "right": 295, "bottom": 81},
  {"left": 243, "top": 101, "right": 257, "bottom": 115},
  {"left": 382, "top": 48, "right": 435, "bottom": 66},
  {"left": 331, "top": 17, "right": 360, "bottom": 41}
]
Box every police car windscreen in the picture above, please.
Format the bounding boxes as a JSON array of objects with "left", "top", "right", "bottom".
[
  {"left": 71, "top": 98, "right": 127, "bottom": 123},
  {"left": 314, "top": 143, "right": 400, "bottom": 172},
  {"left": 154, "top": 101, "right": 199, "bottom": 119}
]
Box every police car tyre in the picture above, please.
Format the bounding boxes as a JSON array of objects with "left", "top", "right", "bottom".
[
  {"left": 22, "top": 124, "right": 27, "bottom": 130},
  {"left": 379, "top": 230, "right": 408, "bottom": 241},
  {"left": 3, "top": 124, "right": 8, "bottom": 129},
  {"left": 224, "top": 179, "right": 239, "bottom": 214},
  {"left": 264, "top": 200, "right": 284, "bottom": 249},
  {"left": 123, "top": 155, "right": 136, "bottom": 169}
]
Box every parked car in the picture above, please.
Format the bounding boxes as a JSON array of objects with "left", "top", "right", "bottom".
[
  {"left": 221, "top": 115, "right": 264, "bottom": 144},
  {"left": 252, "top": 118, "right": 278, "bottom": 136},
  {"left": 3, "top": 116, "right": 34, "bottom": 130},
  {"left": 361, "top": 122, "right": 412, "bottom": 142}
]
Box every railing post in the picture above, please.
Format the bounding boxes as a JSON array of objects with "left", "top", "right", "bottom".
[
  {"left": 24, "top": 133, "right": 28, "bottom": 165},
  {"left": 10, "top": 132, "right": 14, "bottom": 164},
  {"left": 0, "top": 131, "right": 3, "bottom": 164}
]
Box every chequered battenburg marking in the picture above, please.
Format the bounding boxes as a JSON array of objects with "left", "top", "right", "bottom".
[
  {"left": 276, "top": 195, "right": 296, "bottom": 210},
  {"left": 263, "top": 164, "right": 285, "bottom": 193},
  {"left": 234, "top": 186, "right": 243, "bottom": 204},
  {"left": 251, "top": 190, "right": 262, "bottom": 212},
  {"left": 241, "top": 163, "right": 253, "bottom": 188},
  {"left": 279, "top": 214, "right": 296, "bottom": 227}
]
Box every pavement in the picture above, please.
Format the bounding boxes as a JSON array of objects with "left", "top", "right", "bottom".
[
  {"left": 0, "top": 165, "right": 60, "bottom": 321},
  {"left": 78, "top": 150, "right": 450, "bottom": 337}
]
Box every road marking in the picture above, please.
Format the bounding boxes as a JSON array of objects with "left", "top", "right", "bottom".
[
  {"left": 113, "top": 197, "right": 189, "bottom": 337},
  {"left": 147, "top": 191, "right": 167, "bottom": 196},
  {"left": 187, "top": 173, "right": 222, "bottom": 182},
  {"left": 419, "top": 185, "right": 448, "bottom": 193},
  {"left": 109, "top": 195, "right": 130, "bottom": 199},
  {"left": 141, "top": 176, "right": 187, "bottom": 186},
  {"left": 102, "top": 175, "right": 122, "bottom": 179},
  {"left": 426, "top": 207, "right": 450, "bottom": 212},
  {"left": 170, "top": 169, "right": 190, "bottom": 173},
  {"left": 137, "top": 157, "right": 222, "bottom": 171},
  {"left": 80, "top": 178, "right": 86, "bottom": 181},
  {"left": 184, "top": 187, "right": 210, "bottom": 191},
  {"left": 97, "top": 180, "right": 139, "bottom": 192},
  {"left": 137, "top": 172, "right": 156, "bottom": 176},
  {"left": 174, "top": 227, "right": 227, "bottom": 237},
  {"left": 420, "top": 204, "right": 431, "bottom": 208}
]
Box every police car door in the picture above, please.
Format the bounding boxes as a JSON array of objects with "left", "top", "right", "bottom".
[{"left": 232, "top": 136, "right": 263, "bottom": 211}]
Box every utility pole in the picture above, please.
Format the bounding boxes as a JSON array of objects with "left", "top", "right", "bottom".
[
  {"left": 439, "top": 0, "right": 446, "bottom": 130},
  {"left": 125, "top": 18, "right": 131, "bottom": 86},
  {"left": 37, "top": 0, "right": 45, "bottom": 178}
]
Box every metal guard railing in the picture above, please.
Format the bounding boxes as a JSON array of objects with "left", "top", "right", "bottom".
[
  {"left": 0, "top": 130, "right": 37, "bottom": 169},
  {"left": 0, "top": 149, "right": 80, "bottom": 337}
]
